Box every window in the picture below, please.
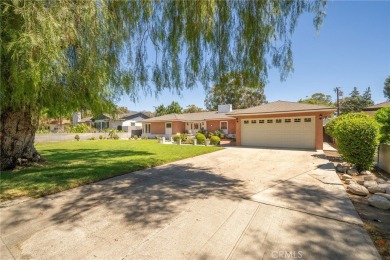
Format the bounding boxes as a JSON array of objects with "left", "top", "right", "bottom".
[
  {"left": 131, "top": 122, "right": 135, "bottom": 126},
  {"left": 304, "top": 118, "right": 311, "bottom": 122},
  {"left": 267, "top": 119, "right": 273, "bottom": 123},
  {"left": 285, "top": 119, "right": 291, "bottom": 123},
  {"left": 276, "top": 119, "right": 282, "bottom": 123},
  {"left": 144, "top": 123, "right": 151, "bottom": 133},
  {"left": 194, "top": 123, "right": 199, "bottom": 130},
  {"left": 294, "top": 118, "right": 301, "bottom": 123},
  {"left": 243, "top": 120, "right": 249, "bottom": 124},
  {"left": 166, "top": 123, "right": 172, "bottom": 128},
  {"left": 251, "top": 120, "right": 257, "bottom": 124},
  {"left": 220, "top": 121, "right": 228, "bottom": 129},
  {"left": 259, "top": 120, "right": 265, "bottom": 123}
]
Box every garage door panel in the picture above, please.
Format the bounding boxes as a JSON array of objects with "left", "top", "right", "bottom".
[{"left": 241, "top": 117, "right": 315, "bottom": 149}]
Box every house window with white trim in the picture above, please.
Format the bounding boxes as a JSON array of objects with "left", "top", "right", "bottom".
[{"left": 144, "top": 123, "right": 151, "bottom": 134}]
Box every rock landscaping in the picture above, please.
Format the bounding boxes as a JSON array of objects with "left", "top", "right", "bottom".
[{"left": 335, "top": 163, "right": 390, "bottom": 210}]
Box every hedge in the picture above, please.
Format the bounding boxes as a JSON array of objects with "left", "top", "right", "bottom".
[
  {"left": 195, "top": 133, "right": 206, "bottom": 144},
  {"left": 375, "top": 107, "right": 390, "bottom": 144},
  {"left": 332, "top": 113, "right": 379, "bottom": 171},
  {"left": 210, "top": 136, "right": 220, "bottom": 145}
]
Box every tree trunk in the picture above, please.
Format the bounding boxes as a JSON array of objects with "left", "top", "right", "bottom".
[{"left": 1, "top": 107, "right": 42, "bottom": 170}]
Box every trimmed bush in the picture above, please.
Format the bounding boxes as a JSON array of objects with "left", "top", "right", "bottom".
[
  {"left": 210, "top": 135, "right": 220, "bottom": 145},
  {"left": 99, "top": 135, "right": 103, "bottom": 140},
  {"left": 74, "top": 135, "right": 80, "bottom": 141},
  {"left": 180, "top": 134, "right": 188, "bottom": 141},
  {"left": 133, "top": 135, "right": 138, "bottom": 140},
  {"left": 88, "top": 137, "right": 96, "bottom": 140},
  {"left": 375, "top": 107, "right": 390, "bottom": 144},
  {"left": 333, "top": 113, "right": 379, "bottom": 171},
  {"left": 173, "top": 135, "right": 181, "bottom": 143},
  {"left": 141, "top": 135, "right": 149, "bottom": 140},
  {"left": 195, "top": 133, "right": 206, "bottom": 144},
  {"left": 325, "top": 112, "right": 369, "bottom": 138},
  {"left": 112, "top": 134, "right": 120, "bottom": 140}
]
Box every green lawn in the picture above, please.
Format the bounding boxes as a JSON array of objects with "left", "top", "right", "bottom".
[{"left": 0, "top": 140, "right": 222, "bottom": 201}]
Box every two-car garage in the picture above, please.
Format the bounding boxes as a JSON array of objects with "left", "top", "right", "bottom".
[
  {"left": 240, "top": 116, "right": 316, "bottom": 149},
  {"left": 228, "top": 101, "right": 335, "bottom": 150}
]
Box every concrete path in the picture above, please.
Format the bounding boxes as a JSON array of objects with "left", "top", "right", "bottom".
[{"left": 0, "top": 148, "right": 380, "bottom": 259}]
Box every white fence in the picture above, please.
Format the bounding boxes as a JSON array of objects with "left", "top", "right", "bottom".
[{"left": 35, "top": 133, "right": 134, "bottom": 143}]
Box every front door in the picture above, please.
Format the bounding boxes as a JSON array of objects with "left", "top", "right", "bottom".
[
  {"left": 165, "top": 122, "right": 172, "bottom": 137},
  {"left": 220, "top": 121, "right": 228, "bottom": 134}
]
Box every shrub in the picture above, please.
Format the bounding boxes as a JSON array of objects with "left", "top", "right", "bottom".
[
  {"left": 325, "top": 112, "right": 369, "bottom": 138},
  {"left": 195, "top": 133, "right": 206, "bottom": 144},
  {"left": 173, "top": 135, "right": 181, "bottom": 143},
  {"left": 210, "top": 135, "right": 220, "bottom": 145},
  {"left": 180, "top": 134, "right": 188, "bottom": 141},
  {"left": 207, "top": 132, "right": 214, "bottom": 139},
  {"left": 332, "top": 113, "right": 379, "bottom": 171},
  {"left": 73, "top": 123, "right": 90, "bottom": 133},
  {"left": 74, "top": 135, "right": 80, "bottom": 141},
  {"left": 99, "top": 135, "right": 103, "bottom": 140},
  {"left": 133, "top": 135, "right": 138, "bottom": 140},
  {"left": 112, "top": 134, "right": 120, "bottom": 140},
  {"left": 219, "top": 133, "right": 225, "bottom": 139},
  {"left": 88, "top": 137, "right": 96, "bottom": 140},
  {"left": 141, "top": 135, "right": 149, "bottom": 140},
  {"left": 375, "top": 107, "right": 390, "bottom": 144}
]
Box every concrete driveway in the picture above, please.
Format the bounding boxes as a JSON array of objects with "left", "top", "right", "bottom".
[{"left": 1, "top": 147, "right": 380, "bottom": 259}]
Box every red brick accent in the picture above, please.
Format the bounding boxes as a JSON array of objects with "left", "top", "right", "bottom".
[
  {"left": 172, "top": 121, "right": 185, "bottom": 134},
  {"left": 206, "top": 119, "right": 236, "bottom": 134},
  {"left": 150, "top": 122, "right": 165, "bottom": 135},
  {"left": 233, "top": 111, "right": 333, "bottom": 150}
]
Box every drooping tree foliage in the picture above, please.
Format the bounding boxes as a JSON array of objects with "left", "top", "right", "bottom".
[
  {"left": 204, "top": 72, "right": 267, "bottom": 110},
  {"left": 1, "top": 0, "right": 326, "bottom": 170}
]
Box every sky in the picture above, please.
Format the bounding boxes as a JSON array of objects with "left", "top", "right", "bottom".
[{"left": 118, "top": 1, "right": 390, "bottom": 112}]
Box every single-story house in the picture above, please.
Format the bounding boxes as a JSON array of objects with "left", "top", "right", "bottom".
[
  {"left": 48, "top": 119, "right": 71, "bottom": 132},
  {"left": 73, "top": 112, "right": 150, "bottom": 132},
  {"left": 227, "top": 101, "right": 335, "bottom": 150},
  {"left": 362, "top": 101, "right": 390, "bottom": 117},
  {"left": 141, "top": 105, "right": 236, "bottom": 138}
]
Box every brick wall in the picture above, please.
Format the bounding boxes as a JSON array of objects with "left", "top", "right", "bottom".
[{"left": 206, "top": 119, "right": 236, "bottom": 134}]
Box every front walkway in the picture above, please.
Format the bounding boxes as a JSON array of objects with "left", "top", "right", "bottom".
[{"left": 0, "top": 148, "right": 380, "bottom": 259}]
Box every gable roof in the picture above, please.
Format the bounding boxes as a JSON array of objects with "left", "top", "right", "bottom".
[
  {"left": 362, "top": 101, "right": 390, "bottom": 111},
  {"left": 120, "top": 112, "right": 150, "bottom": 121},
  {"left": 141, "top": 111, "right": 235, "bottom": 122},
  {"left": 227, "top": 101, "right": 335, "bottom": 116}
]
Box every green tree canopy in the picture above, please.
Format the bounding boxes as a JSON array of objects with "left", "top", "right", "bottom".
[
  {"left": 183, "top": 105, "right": 205, "bottom": 114},
  {"left": 375, "top": 107, "right": 390, "bottom": 143},
  {"left": 1, "top": 0, "right": 326, "bottom": 170},
  {"left": 298, "top": 93, "right": 333, "bottom": 106},
  {"left": 154, "top": 101, "right": 183, "bottom": 116},
  {"left": 340, "top": 87, "right": 374, "bottom": 114},
  {"left": 204, "top": 72, "right": 267, "bottom": 110},
  {"left": 384, "top": 76, "right": 390, "bottom": 100}
]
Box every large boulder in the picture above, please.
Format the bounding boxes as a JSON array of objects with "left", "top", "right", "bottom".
[
  {"left": 341, "top": 174, "right": 352, "bottom": 180},
  {"left": 368, "top": 195, "right": 390, "bottom": 210},
  {"left": 363, "top": 180, "right": 377, "bottom": 188},
  {"left": 376, "top": 193, "right": 390, "bottom": 200},
  {"left": 347, "top": 168, "right": 359, "bottom": 176},
  {"left": 364, "top": 175, "right": 376, "bottom": 181},
  {"left": 345, "top": 179, "right": 355, "bottom": 185},
  {"left": 367, "top": 185, "right": 385, "bottom": 194},
  {"left": 376, "top": 178, "right": 387, "bottom": 184},
  {"left": 360, "top": 170, "right": 372, "bottom": 175},
  {"left": 348, "top": 183, "right": 369, "bottom": 196}
]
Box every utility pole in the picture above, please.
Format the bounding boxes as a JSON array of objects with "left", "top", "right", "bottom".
[{"left": 334, "top": 87, "right": 343, "bottom": 116}]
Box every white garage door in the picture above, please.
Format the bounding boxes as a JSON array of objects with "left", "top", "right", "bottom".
[{"left": 241, "top": 116, "right": 315, "bottom": 149}]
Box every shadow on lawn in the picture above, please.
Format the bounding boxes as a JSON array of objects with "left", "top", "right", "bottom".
[{"left": 2, "top": 163, "right": 248, "bottom": 231}]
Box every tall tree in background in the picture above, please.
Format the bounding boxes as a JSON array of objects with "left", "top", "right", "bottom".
[
  {"left": 154, "top": 102, "right": 183, "bottom": 116},
  {"left": 384, "top": 76, "right": 390, "bottom": 101},
  {"left": 183, "top": 105, "right": 205, "bottom": 113},
  {"left": 1, "top": 1, "right": 326, "bottom": 170},
  {"left": 204, "top": 72, "right": 267, "bottom": 110},
  {"left": 340, "top": 87, "right": 374, "bottom": 114},
  {"left": 298, "top": 93, "right": 333, "bottom": 106}
]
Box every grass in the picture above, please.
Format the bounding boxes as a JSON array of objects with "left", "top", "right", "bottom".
[{"left": 0, "top": 140, "right": 222, "bottom": 201}]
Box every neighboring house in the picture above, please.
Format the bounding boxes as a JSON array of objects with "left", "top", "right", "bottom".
[
  {"left": 73, "top": 112, "right": 150, "bottom": 132},
  {"left": 48, "top": 119, "right": 71, "bottom": 132},
  {"left": 227, "top": 101, "right": 335, "bottom": 150},
  {"left": 141, "top": 105, "right": 236, "bottom": 138},
  {"left": 362, "top": 101, "right": 390, "bottom": 117}
]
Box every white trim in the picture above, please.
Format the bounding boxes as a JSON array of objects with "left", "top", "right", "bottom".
[
  {"left": 228, "top": 109, "right": 335, "bottom": 117},
  {"left": 220, "top": 121, "right": 228, "bottom": 134}
]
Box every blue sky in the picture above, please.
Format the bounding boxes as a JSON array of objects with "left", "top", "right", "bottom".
[{"left": 118, "top": 1, "right": 390, "bottom": 112}]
